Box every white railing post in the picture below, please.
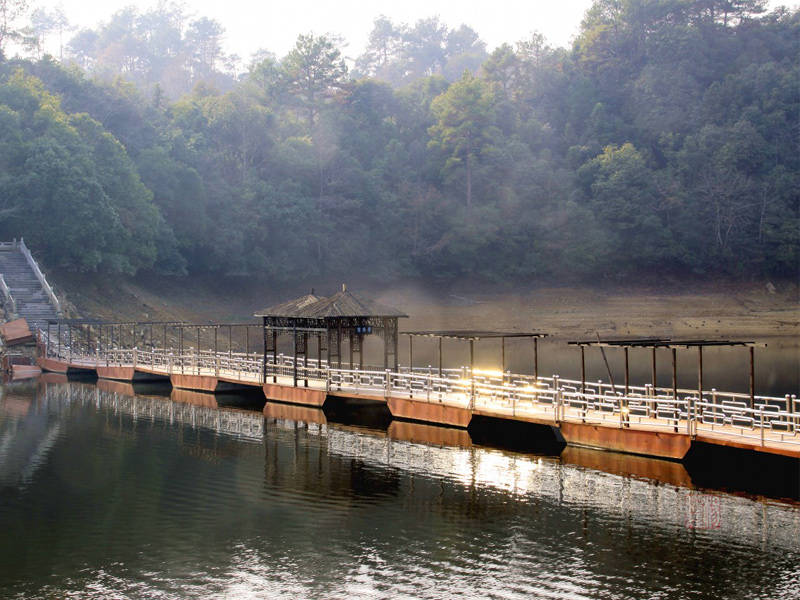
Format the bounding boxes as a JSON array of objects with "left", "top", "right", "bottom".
[{"left": 554, "top": 375, "right": 561, "bottom": 422}]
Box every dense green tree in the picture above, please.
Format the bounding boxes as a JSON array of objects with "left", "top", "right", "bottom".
[
  {"left": 577, "top": 143, "right": 673, "bottom": 271},
  {"left": 0, "top": 71, "right": 160, "bottom": 273},
  {"left": 0, "top": 1, "right": 794, "bottom": 283},
  {"left": 429, "top": 72, "right": 499, "bottom": 209},
  {"left": 280, "top": 33, "right": 347, "bottom": 124}
]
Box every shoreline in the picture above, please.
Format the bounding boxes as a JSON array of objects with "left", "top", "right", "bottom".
[{"left": 52, "top": 274, "right": 798, "bottom": 344}]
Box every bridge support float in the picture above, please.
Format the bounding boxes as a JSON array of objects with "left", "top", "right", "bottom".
[
  {"left": 262, "top": 383, "right": 327, "bottom": 407},
  {"left": 387, "top": 397, "right": 472, "bottom": 428},
  {"left": 559, "top": 422, "right": 692, "bottom": 460}
]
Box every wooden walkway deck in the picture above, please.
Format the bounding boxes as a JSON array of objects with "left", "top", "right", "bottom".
[{"left": 36, "top": 346, "right": 800, "bottom": 461}]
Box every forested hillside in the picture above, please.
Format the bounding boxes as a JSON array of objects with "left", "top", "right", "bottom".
[{"left": 0, "top": 0, "right": 796, "bottom": 282}]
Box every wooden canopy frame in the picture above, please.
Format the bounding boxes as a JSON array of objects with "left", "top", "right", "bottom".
[
  {"left": 403, "top": 331, "right": 548, "bottom": 380},
  {"left": 568, "top": 338, "right": 767, "bottom": 406}
]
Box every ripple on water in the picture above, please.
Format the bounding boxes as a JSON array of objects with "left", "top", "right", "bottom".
[{"left": 0, "top": 383, "right": 798, "bottom": 600}]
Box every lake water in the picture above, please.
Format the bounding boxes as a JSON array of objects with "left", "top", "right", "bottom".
[{"left": 1, "top": 380, "right": 798, "bottom": 599}]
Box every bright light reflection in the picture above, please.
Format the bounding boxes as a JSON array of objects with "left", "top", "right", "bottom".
[
  {"left": 473, "top": 450, "right": 542, "bottom": 495},
  {"left": 472, "top": 369, "right": 505, "bottom": 377}
]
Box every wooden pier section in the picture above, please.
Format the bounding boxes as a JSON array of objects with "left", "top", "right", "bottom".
[{"left": 35, "top": 344, "right": 800, "bottom": 461}]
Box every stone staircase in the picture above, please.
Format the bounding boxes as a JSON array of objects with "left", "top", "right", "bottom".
[{"left": 0, "top": 243, "right": 60, "bottom": 332}]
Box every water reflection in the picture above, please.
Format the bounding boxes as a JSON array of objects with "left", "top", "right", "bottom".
[{"left": 0, "top": 381, "right": 798, "bottom": 600}]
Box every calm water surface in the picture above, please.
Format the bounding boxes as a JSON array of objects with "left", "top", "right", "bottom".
[{"left": 1, "top": 380, "right": 798, "bottom": 599}]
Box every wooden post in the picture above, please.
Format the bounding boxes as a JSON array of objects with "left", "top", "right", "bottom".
[
  {"left": 501, "top": 337, "right": 506, "bottom": 383},
  {"left": 438, "top": 337, "right": 443, "bottom": 379},
  {"left": 581, "top": 346, "right": 586, "bottom": 394},
  {"left": 383, "top": 321, "right": 388, "bottom": 370},
  {"left": 214, "top": 327, "right": 218, "bottom": 355},
  {"left": 337, "top": 321, "right": 342, "bottom": 369},
  {"left": 87, "top": 325, "right": 92, "bottom": 356},
  {"left": 273, "top": 329, "right": 278, "bottom": 384},
  {"left": 164, "top": 324, "right": 167, "bottom": 351},
  {"left": 245, "top": 326, "right": 250, "bottom": 355},
  {"left": 534, "top": 337, "right": 539, "bottom": 381},
  {"left": 317, "top": 332, "right": 322, "bottom": 369},
  {"left": 329, "top": 326, "right": 335, "bottom": 371},
  {"left": 749, "top": 346, "right": 755, "bottom": 408},
  {"left": 229, "top": 326, "right": 232, "bottom": 359},
  {"left": 358, "top": 332, "right": 364, "bottom": 371},
  {"left": 303, "top": 332, "right": 309, "bottom": 386},
  {"left": 672, "top": 348, "right": 677, "bottom": 400},
  {"left": 261, "top": 321, "right": 267, "bottom": 384},
  {"left": 651, "top": 347, "right": 657, "bottom": 391},
  {"left": 671, "top": 346, "right": 678, "bottom": 432},
  {"left": 697, "top": 346, "right": 703, "bottom": 416},
  {"left": 409, "top": 335, "right": 413, "bottom": 373},
  {"left": 624, "top": 347, "right": 629, "bottom": 397},
  {"left": 393, "top": 318, "right": 399, "bottom": 372},
  {"left": 292, "top": 324, "right": 297, "bottom": 387},
  {"left": 469, "top": 338, "right": 475, "bottom": 409},
  {"left": 58, "top": 322, "right": 61, "bottom": 357},
  {"left": 349, "top": 329, "right": 354, "bottom": 370}
]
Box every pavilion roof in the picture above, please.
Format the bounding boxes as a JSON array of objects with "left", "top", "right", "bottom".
[
  {"left": 298, "top": 289, "right": 408, "bottom": 319},
  {"left": 254, "top": 293, "right": 326, "bottom": 318},
  {"left": 255, "top": 288, "right": 407, "bottom": 320}
]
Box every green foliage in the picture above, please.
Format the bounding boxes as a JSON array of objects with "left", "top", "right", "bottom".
[
  {"left": 281, "top": 33, "right": 347, "bottom": 124},
  {"left": 429, "top": 72, "right": 499, "bottom": 209},
  {"left": 0, "top": 1, "right": 795, "bottom": 283},
  {"left": 0, "top": 70, "right": 159, "bottom": 273}
]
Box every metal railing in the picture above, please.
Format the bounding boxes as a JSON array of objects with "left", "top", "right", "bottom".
[
  {"left": 36, "top": 338, "right": 799, "bottom": 450},
  {"left": 18, "top": 238, "right": 61, "bottom": 316},
  {"left": 0, "top": 274, "right": 18, "bottom": 320}
]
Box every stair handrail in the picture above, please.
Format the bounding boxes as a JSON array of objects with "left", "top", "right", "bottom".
[
  {"left": 0, "top": 274, "right": 18, "bottom": 320},
  {"left": 17, "top": 238, "right": 62, "bottom": 316}
]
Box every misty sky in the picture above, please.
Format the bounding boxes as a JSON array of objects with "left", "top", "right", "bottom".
[{"left": 34, "top": 0, "right": 597, "bottom": 61}]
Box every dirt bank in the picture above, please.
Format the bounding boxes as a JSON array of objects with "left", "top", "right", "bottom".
[{"left": 51, "top": 273, "right": 798, "bottom": 343}]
